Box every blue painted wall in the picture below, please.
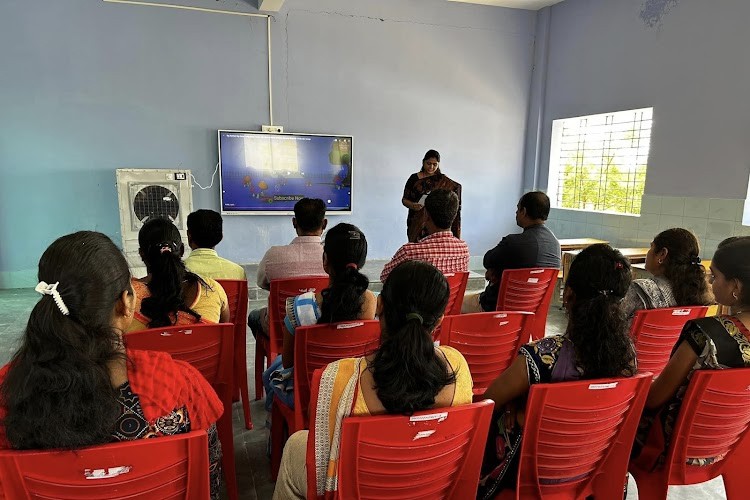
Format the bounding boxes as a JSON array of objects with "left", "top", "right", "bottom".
[
  {"left": 530, "top": 0, "right": 750, "bottom": 199},
  {"left": 0, "top": 0, "right": 535, "bottom": 288}
]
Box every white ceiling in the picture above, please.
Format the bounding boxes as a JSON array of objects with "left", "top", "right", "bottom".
[{"left": 447, "top": 0, "right": 565, "bottom": 10}]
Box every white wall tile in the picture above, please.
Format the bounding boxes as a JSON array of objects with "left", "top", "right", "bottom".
[
  {"left": 660, "top": 196, "right": 685, "bottom": 216},
  {"left": 584, "top": 224, "right": 604, "bottom": 239},
  {"left": 659, "top": 215, "right": 685, "bottom": 231},
  {"left": 571, "top": 222, "right": 587, "bottom": 235},
  {"left": 737, "top": 200, "right": 747, "bottom": 222},
  {"left": 570, "top": 211, "right": 588, "bottom": 224},
  {"left": 602, "top": 214, "right": 621, "bottom": 228},
  {"left": 734, "top": 223, "right": 750, "bottom": 237},
  {"left": 556, "top": 209, "right": 573, "bottom": 221},
  {"left": 619, "top": 227, "right": 638, "bottom": 243},
  {"left": 709, "top": 198, "right": 740, "bottom": 221},
  {"left": 703, "top": 239, "right": 723, "bottom": 259},
  {"left": 620, "top": 216, "right": 639, "bottom": 230},
  {"left": 639, "top": 213, "right": 660, "bottom": 235},
  {"left": 684, "top": 197, "right": 710, "bottom": 218},
  {"left": 635, "top": 230, "right": 656, "bottom": 247},
  {"left": 706, "top": 220, "right": 735, "bottom": 241},
  {"left": 640, "top": 195, "right": 662, "bottom": 215},
  {"left": 683, "top": 216, "right": 708, "bottom": 237},
  {"left": 558, "top": 221, "right": 572, "bottom": 237},
  {"left": 600, "top": 226, "right": 620, "bottom": 246},
  {"left": 586, "top": 212, "right": 604, "bottom": 225}
]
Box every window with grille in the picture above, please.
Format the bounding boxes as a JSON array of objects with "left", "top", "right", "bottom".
[{"left": 548, "top": 107, "right": 653, "bottom": 216}]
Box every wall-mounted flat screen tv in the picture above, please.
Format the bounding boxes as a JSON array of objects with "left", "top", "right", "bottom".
[{"left": 218, "top": 130, "right": 353, "bottom": 215}]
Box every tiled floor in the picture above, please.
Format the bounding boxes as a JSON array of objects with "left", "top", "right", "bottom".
[{"left": 0, "top": 287, "right": 727, "bottom": 499}]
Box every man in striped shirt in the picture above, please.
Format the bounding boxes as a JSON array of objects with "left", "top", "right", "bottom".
[{"left": 380, "top": 189, "right": 469, "bottom": 283}]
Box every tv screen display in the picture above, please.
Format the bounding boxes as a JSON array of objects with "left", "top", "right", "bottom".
[{"left": 218, "top": 130, "right": 353, "bottom": 214}]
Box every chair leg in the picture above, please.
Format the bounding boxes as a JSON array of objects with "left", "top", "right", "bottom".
[
  {"left": 270, "top": 398, "right": 286, "bottom": 481},
  {"left": 255, "top": 340, "right": 266, "bottom": 400},
  {"left": 721, "top": 447, "right": 750, "bottom": 500},
  {"left": 629, "top": 469, "right": 668, "bottom": 500},
  {"left": 217, "top": 390, "right": 239, "bottom": 500},
  {"left": 235, "top": 327, "right": 253, "bottom": 430}
]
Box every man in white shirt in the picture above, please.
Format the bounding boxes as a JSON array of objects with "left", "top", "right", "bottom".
[{"left": 248, "top": 198, "right": 328, "bottom": 338}]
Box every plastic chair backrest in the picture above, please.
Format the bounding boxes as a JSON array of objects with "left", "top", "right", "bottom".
[
  {"left": 124, "top": 323, "right": 234, "bottom": 389},
  {"left": 0, "top": 431, "right": 210, "bottom": 499},
  {"left": 664, "top": 368, "right": 750, "bottom": 485},
  {"left": 496, "top": 268, "right": 558, "bottom": 340},
  {"left": 441, "top": 311, "right": 534, "bottom": 394},
  {"left": 444, "top": 272, "right": 470, "bottom": 316},
  {"left": 630, "top": 306, "right": 709, "bottom": 377},
  {"left": 513, "top": 373, "right": 651, "bottom": 499},
  {"left": 294, "top": 321, "right": 381, "bottom": 429},
  {"left": 216, "top": 279, "right": 248, "bottom": 331},
  {"left": 305, "top": 368, "right": 494, "bottom": 500},
  {"left": 268, "top": 277, "right": 330, "bottom": 357}
]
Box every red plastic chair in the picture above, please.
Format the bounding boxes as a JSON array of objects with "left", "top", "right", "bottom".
[
  {"left": 630, "top": 306, "right": 709, "bottom": 378},
  {"left": 270, "top": 320, "right": 381, "bottom": 480},
  {"left": 257, "top": 276, "right": 330, "bottom": 399},
  {"left": 497, "top": 373, "right": 652, "bottom": 499},
  {"left": 441, "top": 311, "right": 534, "bottom": 396},
  {"left": 496, "top": 268, "right": 558, "bottom": 341},
  {"left": 0, "top": 431, "right": 209, "bottom": 499},
  {"left": 432, "top": 272, "right": 469, "bottom": 342},
  {"left": 305, "top": 368, "right": 495, "bottom": 500},
  {"left": 629, "top": 368, "right": 750, "bottom": 500},
  {"left": 216, "top": 279, "right": 253, "bottom": 430},
  {"left": 124, "top": 323, "right": 238, "bottom": 500}
]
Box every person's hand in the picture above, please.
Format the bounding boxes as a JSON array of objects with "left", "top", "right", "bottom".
[{"left": 412, "top": 203, "right": 424, "bottom": 211}]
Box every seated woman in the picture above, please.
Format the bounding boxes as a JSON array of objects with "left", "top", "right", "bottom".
[
  {"left": 622, "top": 228, "right": 712, "bottom": 321},
  {"left": 0, "top": 231, "right": 224, "bottom": 498},
  {"left": 478, "top": 244, "right": 637, "bottom": 498},
  {"left": 263, "top": 223, "right": 377, "bottom": 410},
  {"left": 632, "top": 236, "right": 750, "bottom": 468},
  {"left": 128, "top": 217, "right": 230, "bottom": 331},
  {"left": 273, "top": 261, "right": 473, "bottom": 499}
]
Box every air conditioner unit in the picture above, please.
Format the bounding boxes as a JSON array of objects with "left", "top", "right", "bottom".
[{"left": 116, "top": 169, "right": 193, "bottom": 278}]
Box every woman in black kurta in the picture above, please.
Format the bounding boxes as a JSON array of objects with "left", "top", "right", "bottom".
[{"left": 402, "top": 149, "right": 462, "bottom": 242}]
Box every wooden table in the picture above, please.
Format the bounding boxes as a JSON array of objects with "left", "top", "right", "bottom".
[
  {"left": 562, "top": 247, "right": 649, "bottom": 288},
  {"left": 559, "top": 238, "right": 609, "bottom": 252}
]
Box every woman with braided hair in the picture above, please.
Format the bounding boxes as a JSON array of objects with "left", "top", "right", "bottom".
[{"left": 272, "top": 260, "right": 473, "bottom": 500}]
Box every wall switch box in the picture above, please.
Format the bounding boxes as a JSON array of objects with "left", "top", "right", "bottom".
[{"left": 262, "top": 125, "right": 284, "bottom": 133}]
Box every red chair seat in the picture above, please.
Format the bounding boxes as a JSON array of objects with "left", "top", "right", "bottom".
[
  {"left": 124, "top": 323, "right": 238, "bottom": 500},
  {"left": 216, "top": 279, "right": 252, "bottom": 430},
  {"left": 270, "top": 320, "right": 380, "bottom": 480},
  {"left": 496, "top": 268, "right": 558, "bottom": 341},
  {"left": 305, "top": 368, "right": 495, "bottom": 500},
  {"left": 629, "top": 368, "right": 750, "bottom": 500},
  {"left": 498, "top": 373, "right": 651, "bottom": 499},
  {"left": 630, "top": 306, "right": 709, "bottom": 378},
  {"left": 0, "top": 431, "right": 210, "bottom": 499},
  {"left": 442, "top": 311, "right": 534, "bottom": 395}
]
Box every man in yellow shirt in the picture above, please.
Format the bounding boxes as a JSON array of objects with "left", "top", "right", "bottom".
[{"left": 184, "top": 209, "right": 246, "bottom": 280}]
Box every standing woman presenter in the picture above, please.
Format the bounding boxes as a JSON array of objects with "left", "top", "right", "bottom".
[{"left": 402, "top": 149, "right": 462, "bottom": 242}]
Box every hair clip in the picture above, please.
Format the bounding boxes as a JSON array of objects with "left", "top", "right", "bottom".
[
  {"left": 347, "top": 231, "right": 361, "bottom": 240},
  {"left": 614, "top": 261, "right": 624, "bottom": 270},
  {"left": 35, "top": 281, "right": 70, "bottom": 316},
  {"left": 691, "top": 256, "right": 702, "bottom": 265},
  {"left": 345, "top": 263, "right": 359, "bottom": 270}
]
